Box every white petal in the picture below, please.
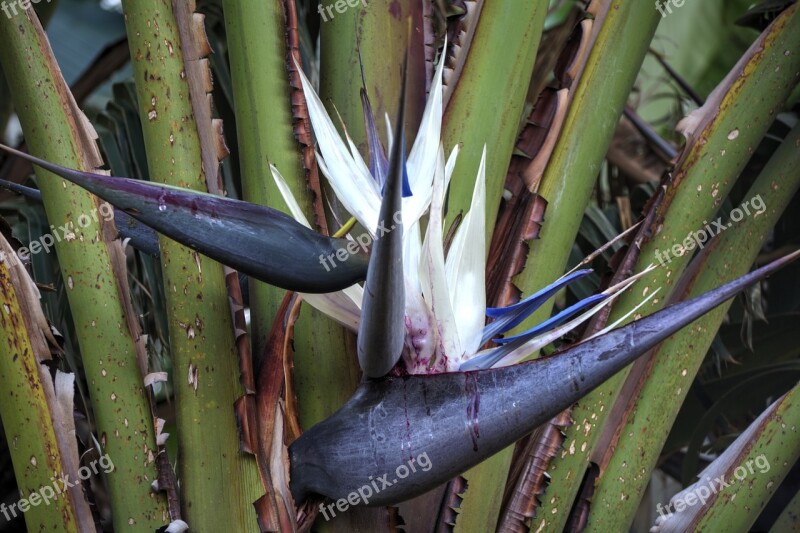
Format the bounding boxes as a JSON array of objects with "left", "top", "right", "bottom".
[
  {"left": 385, "top": 112, "right": 393, "bottom": 155},
  {"left": 295, "top": 60, "right": 380, "bottom": 232},
  {"left": 445, "top": 146, "right": 487, "bottom": 357},
  {"left": 420, "top": 146, "right": 461, "bottom": 363},
  {"left": 403, "top": 221, "right": 442, "bottom": 372},
  {"left": 407, "top": 39, "right": 446, "bottom": 190},
  {"left": 336, "top": 107, "right": 375, "bottom": 184},
  {"left": 269, "top": 164, "right": 311, "bottom": 228},
  {"left": 404, "top": 49, "right": 446, "bottom": 228},
  {"left": 404, "top": 220, "right": 422, "bottom": 295},
  {"left": 300, "top": 286, "right": 362, "bottom": 331}
]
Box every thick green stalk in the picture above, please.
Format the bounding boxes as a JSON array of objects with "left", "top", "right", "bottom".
[
  {"left": 121, "top": 1, "right": 261, "bottom": 530},
  {"left": 319, "top": 0, "right": 424, "bottom": 156},
  {"left": 532, "top": 7, "right": 800, "bottom": 530},
  {"left": 0, "top": 240, "right": 90, "bottom": 531},
  {"left": 514, "top": 1, "right": 660, "bottom": 332},
  {"left": 222, "top": 0, "right": 359, "bottom": 430},
  {"left": 0, "top": 0, "right": 58, "bottom": 135},
  {"left": 223, "top": 0, "right": 314, "bottom": 362},
  {"left": 0, "top": 11, "right": 168, "bottom": 530},
  {"left": 693, "top": 383, "right": 799, "bottom": 530},
  {"left": 442, "top": 1, "right": 547, "bottom": 241},
  {"left": 586, "top": 121, "right": 800, "bottom": 530}
]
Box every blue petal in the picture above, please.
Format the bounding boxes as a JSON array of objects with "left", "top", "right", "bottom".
[
  {"left": 381, "top": 135, "right": 413, "bottom": 198},
  {"left": 493, "top": 293, "right": 608, "bottom": 345},
  {"left": 480, "top": 269, "right": 592, "bottom": 344},
  {"left": 402, "top": 136, "right": 412, "bottom": 197},
  {"left": 486, "top": 269, "right": 593, "bottom": 317}
]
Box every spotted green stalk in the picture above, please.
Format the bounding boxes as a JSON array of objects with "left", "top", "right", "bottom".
[
  {"left": 120, "top": 1, "right": 262, "bottom": 530},
  {"left": 0, "top": 239, "right": 90, "bottom": 531},
  {"left": 0, "top": 10, "right": 168, "bottom": 530},
  {"left": 531, "top": 6, "right": 800, "bottom": 530},
  {"left": 222, "top": 0, "right": 359, "bottom": 430},
  {"left": 586, "top": 120, "right": 800, "bottom": 531}
]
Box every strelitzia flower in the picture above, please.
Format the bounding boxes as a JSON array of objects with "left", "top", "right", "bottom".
[
  {"left": 272, "top": 53, "right": 474, "bottom": 374},
  {"left": 272, "top": 54, "right": 654, "bottom": 375}
]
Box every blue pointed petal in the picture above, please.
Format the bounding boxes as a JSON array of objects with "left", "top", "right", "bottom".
[
  {"left": 481, "top": 269, "right": 593, "bottom": 344},
  {"left": 493, "top": 293, "right": 608, "bottom": 345},
  {"left": 401, "top": 136, "right": 412, "bottom": 198},
  {"left": 381, "top": 135, "right": 412, "bottom": 198},
  {"left": 486, "top": 269, "right": 593, "bottom": 317}
]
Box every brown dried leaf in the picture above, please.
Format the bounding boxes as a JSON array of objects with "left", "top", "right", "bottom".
[
  {"left": 434, "top": 476, "right": 469, "bottom": 532},
  {"left": 499, "top": 412, "right": 572, "bottom": 532}
]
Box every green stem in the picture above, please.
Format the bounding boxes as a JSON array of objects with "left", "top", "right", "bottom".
[
  {"left": 513, "top": 0, "right": 661, "bottom": 334},
  {"left": 121, "top": 1, "right": 262, "bottom": 530},
  {"left": 694, "top": 384, "right": 800, "bottom": 530},
  {"left": 442, "top": 1, "right": 548, "bottom": 241},
  {"left": 222, "top": 0, "right": 359, "bottom": 431},
  {"left": 0, "top": 11, "right": 168, "bottom": 530},
  {"left": 586, "top": 120, "right": 800, "bottom": 530},
  {"left": 452, "top": 2, "right": 657, "bottom": 530},
  {"left": 0, "top": 239, "right": 89, "bottom": 531},
  {"left": 531, "top": 7, "right": 800, "bottom": 530}
]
